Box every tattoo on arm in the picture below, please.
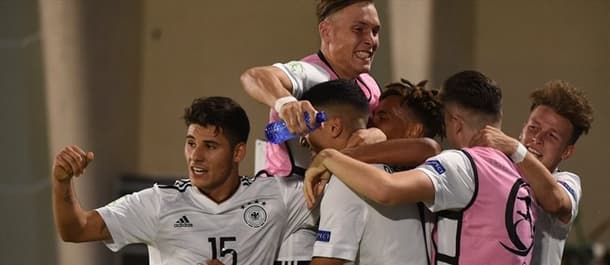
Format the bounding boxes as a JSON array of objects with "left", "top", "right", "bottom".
[{"left": 63, "top": 190, "right": 73, "bottom": 204}]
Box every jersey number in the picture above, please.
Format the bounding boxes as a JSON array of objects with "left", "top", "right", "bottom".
[{"left": 208, "top": 237, "right": 237, "bottom": 265}]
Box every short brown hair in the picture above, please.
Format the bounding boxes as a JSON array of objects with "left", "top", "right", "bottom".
[
  {"left": 529, "top": 80, "right": 593, "bottom": 144},
  {"left": 316, "top": 0, "right": 373, "bottom": 22}
]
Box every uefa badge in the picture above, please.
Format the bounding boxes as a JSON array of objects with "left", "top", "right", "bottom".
[{"left": 243, "top": 202, "right": 267, "bottom": 228}]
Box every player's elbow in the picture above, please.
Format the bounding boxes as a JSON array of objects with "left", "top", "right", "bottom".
[
  {"left": 58, "top": 228, "right": 86, "bottom": 243},
  {"left": 539, "top": 196, "right": 569, "bottom": 217},
  {"left": 421, "top": 137, "right": 441, "bottom": 161},
  {"left": 240, "top": 67, "right": 266, "bottom": 93}
]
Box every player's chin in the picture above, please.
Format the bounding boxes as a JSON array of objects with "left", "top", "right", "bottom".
[{"left": 353, "top": 62, "right": 372, "bottom": 73}]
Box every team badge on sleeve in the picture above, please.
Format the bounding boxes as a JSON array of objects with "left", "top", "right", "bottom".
[
  {"left": 425, "top": 160, "right": 446, "bottom": 174},
  {"left": 558, "top": 181, "right": 577, "bottom": 201},
  {"left": 287, "top": 62, "right": 304, "bottom": 74},
  {"left": 243, "top": 202, "right": 267, "bottom": 228},
  {"left": 316, "top": 230, "right": 331, "bottom": 242}
]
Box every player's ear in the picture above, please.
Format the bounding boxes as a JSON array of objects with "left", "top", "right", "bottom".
[
  {"left": 560, "top": 144, "right": 574, "bottom": 161},
  {"left": 328, "top": 117, "right": 343, "bottom": 138},
  {"left": 406, "top": 122, "right": 424, "bottom": 138},
  {"left": 233, "top": 142, "right": 246, "bottom": 163},
  {"left": 319, "top": 19, "right": 331, "bottom": 42}
]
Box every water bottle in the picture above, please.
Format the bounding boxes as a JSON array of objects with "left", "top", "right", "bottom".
[{"left": 265, "top": 112, "right": 328, "bottom": 144}]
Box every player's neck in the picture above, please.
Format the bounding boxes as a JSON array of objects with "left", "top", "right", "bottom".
[{"left": 200, "top": 173, "right": 241, "bottom": 204}]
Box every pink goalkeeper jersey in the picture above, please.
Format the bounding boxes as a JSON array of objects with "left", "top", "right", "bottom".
[
  {"left": 264, "top": 52, "right": 380, "bottom": 177},
  {"left": 432, "top": 147, "right": 537, "bottom": 265}
]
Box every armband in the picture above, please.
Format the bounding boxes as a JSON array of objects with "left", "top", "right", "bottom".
[
  {"left": 511, "top": 142, "right": 527, "bottom": 163},
  {"left": 274, "top": 96, "right": 298, "bottom": 113}
]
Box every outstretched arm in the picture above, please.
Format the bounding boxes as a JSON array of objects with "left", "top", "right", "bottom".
[
  {"left": 343, "top": 137, "right": 441, "bottom": 167},
  {"left": 304, "top": 149, "right": 434, "bottom": 207},
  {"left": 240, "top": 65, "right": 317, "bottom": 134},
  {"left": 472, "top": 125, "right": 574, "bottom": 223},
  {"left": 52, "top": 145, "right": 111, "bottom": 242}
]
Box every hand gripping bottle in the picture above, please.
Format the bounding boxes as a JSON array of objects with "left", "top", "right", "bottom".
[{"left": 265, "top": 112, "right": 328, "bottom": 144}]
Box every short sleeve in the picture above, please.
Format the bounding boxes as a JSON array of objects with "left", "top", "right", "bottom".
[
  {"left": 313, "top": 175, "right": 366, "bottom": 261},
  {"left": 415, "top": 150, "right": 476, "bottom": 212},
  {"left": 554, "top": 171, "right": 582, "bottom": 224},
  {"left": 273, "top": 61, "right": 330, "bottom": 99},
  {"left": 277, "top": 176, "right": 317, "bottom": 238},
  {"left": 95, "top": 186, "right": 160, "bottom": 251}
]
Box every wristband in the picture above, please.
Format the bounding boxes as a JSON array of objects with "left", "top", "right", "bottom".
[
  {"left": 274, "top": 96, "right": 298, "bottom": 113},
  {"left": 510, "top": 142, "right": 527, "bottom": 163}
]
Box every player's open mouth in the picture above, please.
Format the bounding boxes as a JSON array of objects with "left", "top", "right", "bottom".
[
  {"left": 355, "top": 51, "right": 373, "bottom": 60},
  {"left": 527, "top": 146, "right": 542, "bottom": 158},
  {"left": 191, "top": 166, "right": 207, "bottom": 175}
]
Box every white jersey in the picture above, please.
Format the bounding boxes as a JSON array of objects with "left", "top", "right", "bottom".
[
  {"left": 273, "top": 61, "right": 330, "bottom": 100},
  {"left": 531, "top": 170, "right": 581, "bottom": 264},
  {"left": 96, "top": 176, "right": 313, "bottom": 265},
  {"left": 416, "top": 150, "right": 475, "bottom": 212},
  {"left": 314, "top": 164, "right": 429, "bottom": 265},
  {"left": 272, "top": 59, "right": 335, "bottom": 262}
]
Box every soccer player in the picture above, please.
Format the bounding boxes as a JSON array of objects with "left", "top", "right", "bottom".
[
  {"left": 344, "top": 79, "right": 443, "bottom": 169},
  {"left": 241, "top": 0, "right": 383, "bottom": 178},
  {"left": 471, "top": 80, "right": 593, "bottom": 264},
  {"left": 241, "top": 1, "right": 384, "bottom": 263},
  {"left": 305, "top": 71, "right": 538, "bottom": 264},
  {"left": 52, "top": 96, "right": 314, "bottom": 265},
  {"left": 300, "top": 79, "right": 429, "bottom": 265}
]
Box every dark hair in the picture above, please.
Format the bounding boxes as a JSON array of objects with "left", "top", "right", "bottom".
[
  {"left": 316, "top": 0, "right": 373, "bottom": 22},
  {"left": 301, "top": 79, "right": 369, "bottom": 118},
  {"left": 441, "top": 70, "right": 502, "bottom": 121},
  {"left": 380, "top": 79, "right": 443, "bottom": 138},
  {"left": 183, "top": 96, "right": 250, "bottom": 147},
  {"left": 530, "top": 80, "right": 593, "bottom": 144}
]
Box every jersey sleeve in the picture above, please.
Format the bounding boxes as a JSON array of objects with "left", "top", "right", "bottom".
[
  {"left": 415, "top": 150, "right": 476, "bottom": 212},
  {"left": 273, "top": 61, "right": 330, "bottom": 99},
  {"left": 313, "top": 175, "right": 366, "bottom": 262},
  {"left": 277, "top": 176, "right": 317, "bottom": 237},
  {"left": 554, "top": 171, "right": 582, "bottom": 224},
  {"left": 95, "top": 186, "right": 160, "bottom": 251}
]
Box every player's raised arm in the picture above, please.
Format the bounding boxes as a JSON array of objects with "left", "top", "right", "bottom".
[
  {"left": 240, "top": 65, "right": 317, "bottom": 134},
  {"left": 52, "top": 145, "right": 111, "bottom": 242},
  {"left": 472, "top": 125, "right": 574, "bottom": 223}
]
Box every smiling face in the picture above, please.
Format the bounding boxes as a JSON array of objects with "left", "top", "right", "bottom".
[
  {"left": 320, "top": 2, "right": 380, "bottom": 79},
  {"left": 184, "top": 124, "right": 242, "bottom": 199},
  {"left": 520, "top": 105, "right": 575, "bottom": 171}
]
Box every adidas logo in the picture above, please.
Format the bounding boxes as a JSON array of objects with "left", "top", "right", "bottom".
[{"left": 174, "top": 215, "right": 193, "bottom": 228}]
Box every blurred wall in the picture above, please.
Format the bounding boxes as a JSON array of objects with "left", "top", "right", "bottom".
[
  {"left": 0, "top": 0, "right": 54, "bottom": 264},
  {"left": 3, "top": 0, "right": 606, "bottom": 264},
  {"left": 138, "top": 0, "right": 324, "bottom": 177},
  {"left": 39, "top": 1, "right": 141, "bottom": 264}
]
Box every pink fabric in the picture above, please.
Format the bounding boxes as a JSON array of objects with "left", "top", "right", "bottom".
[
  {"left": 264, "top": 53, "right": 380, "bottom": 176},
  {"left": 434, "top": 147, "right": 537, "bottom": 264}
]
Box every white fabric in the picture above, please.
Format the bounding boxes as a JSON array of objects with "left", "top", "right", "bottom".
[
  {"left": 531, "top": 170, "right": 582, "bottom": 265},
  {"left": 273, "top": 61, "right": 331, "bottom": 99},
  {"left": 313, "top": 164, "right": 429, "bottom": 265},
  {"left": 96, "top": 176, "right": 313, "bottom": 265},
  {"left": 415, "top": 150, "right": 476, "bottom": 212},
  {"left": 510, "top": 142, "right": 528, "bottom": 163},
  {"left": 272, "top": 59, "right": 332, "bottom": 262},
  {"left": 274, "top": 96, "right": 298, "bottom": 113}
]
